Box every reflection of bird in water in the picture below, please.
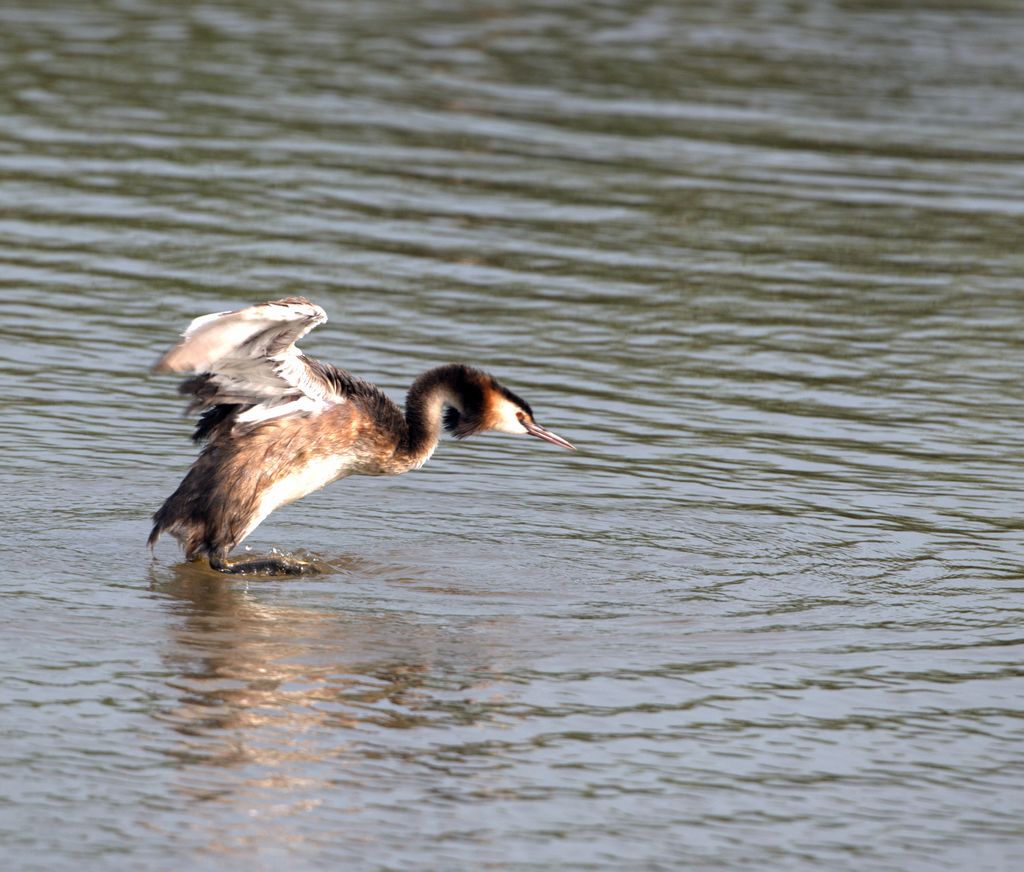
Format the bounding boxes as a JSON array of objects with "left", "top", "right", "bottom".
[
  {"left": 148, "top": 297, "right": 575, "bottom": 575},
  {"left": 154, "top": 562, "right": 435, "bottom": 766}
]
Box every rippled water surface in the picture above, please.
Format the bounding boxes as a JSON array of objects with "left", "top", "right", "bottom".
[{"left": 2, "top": 1, "right": 1024, "bottom": 869}]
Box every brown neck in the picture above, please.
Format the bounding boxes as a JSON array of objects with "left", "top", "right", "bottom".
[{"left": 398, "top": 364, "right": 486, "bottom": 468}]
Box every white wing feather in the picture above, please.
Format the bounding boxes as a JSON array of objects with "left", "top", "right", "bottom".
[{"left": 154, "top": 297, "right": 338, "bottom": 419}]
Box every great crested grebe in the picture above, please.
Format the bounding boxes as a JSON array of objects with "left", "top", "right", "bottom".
[{"left": 148, "top": 296, "right": 575, "bottom": 575}]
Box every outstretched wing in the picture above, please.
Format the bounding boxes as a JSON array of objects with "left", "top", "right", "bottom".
[{"left": 154, "top": 296, "right": 338, "bottom": 430}]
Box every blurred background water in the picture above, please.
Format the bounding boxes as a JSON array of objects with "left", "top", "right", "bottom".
[{"left": 1, "top": 1, "right": 1023, "bottom": 869}]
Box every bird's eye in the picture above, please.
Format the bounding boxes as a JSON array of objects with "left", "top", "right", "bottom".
[{"left": 516, "top": 412, "right": 526, "bottom": 423}]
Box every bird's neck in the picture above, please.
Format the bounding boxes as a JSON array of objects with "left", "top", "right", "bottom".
[{"left": 398, "top": 364, "right": 481, "bottom": 469}]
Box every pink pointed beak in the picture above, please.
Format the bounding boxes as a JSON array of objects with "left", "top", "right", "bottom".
[{"left": 523, "top": 419, "right": 576, "bottom": 451}]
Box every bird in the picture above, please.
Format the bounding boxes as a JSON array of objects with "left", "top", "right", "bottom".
[{"left": 148, "top": 296, "right": 575, "bottom": 575}]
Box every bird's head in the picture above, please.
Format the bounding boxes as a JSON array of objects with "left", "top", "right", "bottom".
[{"left": 442, "top": 369, "right": 575, "bottom": 451}]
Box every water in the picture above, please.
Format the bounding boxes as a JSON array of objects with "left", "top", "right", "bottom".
[{"left": 2, "top": 0, "right": 1023, "bottom": 869}]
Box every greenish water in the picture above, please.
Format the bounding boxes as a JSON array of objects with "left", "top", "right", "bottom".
[{"left": 1, "top": 1, "right": 1023, "bottom": 869}]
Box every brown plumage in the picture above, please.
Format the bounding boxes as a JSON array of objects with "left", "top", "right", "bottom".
[{"left": 148, "top": 297, "right": 575, "bottom": 575}]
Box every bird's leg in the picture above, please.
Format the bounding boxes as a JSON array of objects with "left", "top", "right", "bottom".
[{"left": 207, "top": 552, "right": 313, "bottom": 576}]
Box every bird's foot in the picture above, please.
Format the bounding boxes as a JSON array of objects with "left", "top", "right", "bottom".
[{"left": 208, "top": 554, "right": 319, "bottom": 576}]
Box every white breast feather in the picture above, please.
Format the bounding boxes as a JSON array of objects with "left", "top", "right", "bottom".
[{"left": 240, "top": 455, "right": 354, "bottom": 543}]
